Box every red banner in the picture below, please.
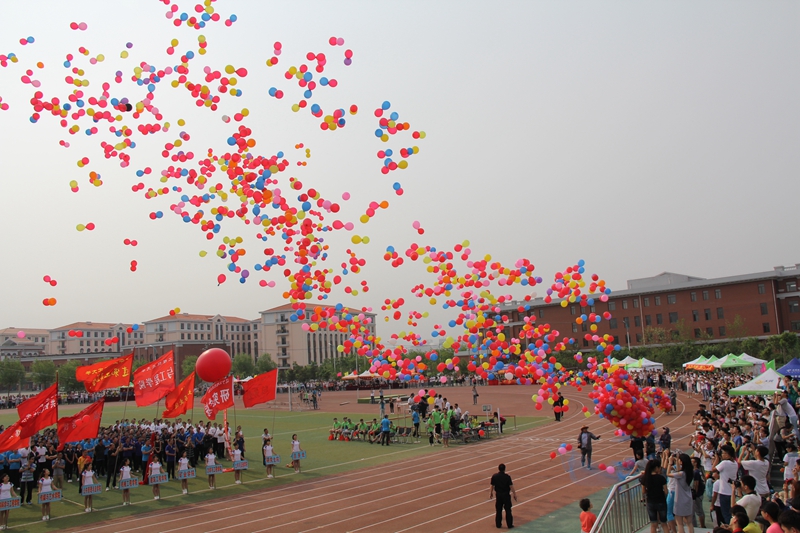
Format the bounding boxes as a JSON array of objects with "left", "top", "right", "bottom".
[
  {"left": 76, "top": 353, "right": 133, "bottom": 393},
  {"left": 201, "top": 376, "right": 234, "bottom": 420},
  {"left": 17, "top": 383, "right": 58, "bottom": 439},
  {"left": 133, "top": 351, "right": 176, "bottom": 407},
  {"left": 686, "top": 364, "right": 716, "bottom": 371},
  {"left": 242, "top": 369, "right": 278, "bottom": 408},
  {"left": 163, "top": 372, "right": 195, "bottom": 418},
  {"left": 0, "top": 421, "right": 30, "bottom": 454},
  {"left": 57, "top": 398, "right": 105, "bottom": 450}
]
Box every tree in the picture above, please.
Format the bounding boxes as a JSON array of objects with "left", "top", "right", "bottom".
[
  {"left": 59, "top": 360, "right": 84, "bottom": 393},
  {"left": 255, "top": 353, "right": 277, "bottom": 374},
  {"left": 30, "top": 360, "right": 56, "bottom": 388},
  {"left": 232, "top": 353, "right": 255, "bottom": 378},
  {"left": 725, "top": 315, "right": 749, "bottom": 340},
  {"left": 0, "top": 359, "right": 26, "bottom": 396},
  {"left": 182, "top": 356, "right": 198, "bottom": 380},
  {"left": 132, "top": 358, "right": 149, "bottom": 372}
]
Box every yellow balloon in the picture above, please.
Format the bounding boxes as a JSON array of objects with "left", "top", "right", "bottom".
[{"left": 199, "top": 251, "right": 207, "bottom": 257}]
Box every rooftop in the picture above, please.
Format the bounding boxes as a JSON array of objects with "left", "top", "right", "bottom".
[{"left": 145, "top": 313, "right": 255, "bottom": 323}]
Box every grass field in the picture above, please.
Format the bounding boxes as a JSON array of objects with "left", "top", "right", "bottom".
[{"left": 0, "top": 401, "right": 547, "bottom": 532}]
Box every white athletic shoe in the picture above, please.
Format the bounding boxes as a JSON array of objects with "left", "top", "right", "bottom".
[
  {"left": 154, "top": 496, "right": 158, "bottom": 500},
  {"left": 267, "top": 474, "right": 273, "bottom": 478},
  {"left": 42, "top": 517, "right": 47, "bottom": 521},
  {"left": 106, "top": 487, "right": 110, "bottom": 491}
]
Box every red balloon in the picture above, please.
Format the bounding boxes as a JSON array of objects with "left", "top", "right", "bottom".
[{"left": 196, "top": 348, "right": 232, "bottom": 382}]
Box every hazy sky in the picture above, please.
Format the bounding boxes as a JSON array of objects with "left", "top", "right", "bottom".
[{"left": 0, "top": 1, "right": 797, "bottom": 340}]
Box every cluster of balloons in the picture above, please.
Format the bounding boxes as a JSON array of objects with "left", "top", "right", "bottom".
[{"left": 587, "top": 365, "right": 666, "bottom": 437}]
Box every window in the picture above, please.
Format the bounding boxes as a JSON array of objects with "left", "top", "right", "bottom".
[
  {"left": 194, "top": 324, "right": 197, "bottom": 330},
  {"left": 703, "top": 291, "right": 709, "bottom": 301},
  {"left": 635, "top": 334, "right": 643, "bottom": 343},
  {"left": 694, "top": 328, "right": 702, "bottom": 339},
  {"left": 570, "top": 306, "right": 577, "bottom": 315},
  {"left": 79, "top": 340, "right": 84, "bottom": 346},
  {"left": 789, "top": 301, "right": 800, "bottom": 313},
  {"left": 590, "top": 305, "right": 596, "bottom": 313},
  {"left": 181, "top": 333, "right": 185, "bottom": 340},
  {"left": 572, "top": 323, "right": 578, "bottom": 333},
  {"left": 655, "top": 296, "right": 661, "bottom": 306},
  {"left": 623, "top": 317, "right": 630, "bottom": 328},
  {"left": 200, "top": 333, "right": 204, "bottom": 340},
  {"left": 180, "top": 323, "right": 184, "bottom": 330},
  {"left": 788, "top": 281, "right": 798, "bottom": 292},
  {"left": 645, "top": 315, "right": 652, "bottom": 326},
  {"left": 656, "top": 314, "right": 663, "bottom": 325},
  {"left": 622, "top": 300, "right": 628, "bottom": 310},
  {"left": 763, "top": 323, "right": 771, "bottom": 333},
  {"left": 692, "top": 310, "right": 699, "bottom": 322},
  {"left": 706, "top": 327, "right": 713, "bottom": 336},
  {"left": 643, "top": 297, "right": 650, "bottom": 307},
  {"left": 194, "top": 334, "right": 198, "bottom": 340},
  {"left": 583, "top": 339, "right": 589, "bottom": 347},
  {"left": 704, "top": 309, "right": 711, "bottom": 321},
  {"left": 758, "top": 284, "right": 765, "bottom": 295},
  {"left": 792, "top": 321, "right": 800, "bottom": 331},
  {"left": 669, "top": 312, "right": 679, "bottom": 324},
  {"left": 609, "top": 318, "right": 618, "bottom": 329},
  {"left": 761, "top": 303, "right": 769, "bottom": 315},
  {"left": 715, "top": 289, "right": 722, "bottom": 299},
  {"left": 538, "top": 309, "right": 544, "bottom": 318},
  {"left": 608, "top": 302, "right": 616, "bottom": 311},
  {"left": 581, "top": 323, "right": 588, "bottom": 332},
  {"left": 634, "top": 316, "right": 641, "bottom": 327},
  {"left": 633, "top": 299, "right": 639, "bottom": 308},
  {"left": 667, "top": 295, "right": 676, "bottom": 305},
  {"left": 717, "top": 307, "right": 724, "bottom": 319},
  {"left": 690, "top": 292, "right": 697, "bottom": 302},
  {"left": 719, "top": 326, "right": 726, "bottom": 337}
]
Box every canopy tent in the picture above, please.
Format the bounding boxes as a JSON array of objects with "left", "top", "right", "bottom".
[
  {"left": 728, "top": 368, "right": 785, "bottom": 396},
  {"left": 738, "top": 353, "right": 767, "bottom": 365},
  {"left": 616, "top": 356, "right": 639, "bottom": 367},
  {"left": 627, "top": 358, "right": 664, "bottom": 371},
  {"left": 712, "top": 354, "right": 754, "bottom": 369},
  {"left": 682, "top": 355, "right": 709, "bottom": 368},
  {"left": 705, "top": 355, "right": 720, "bottom": 364},
  {"left": 341, "top": 370, "right": 380, "bottom": 380},
  {"left": 777, "top": 358, "right": 800, "bottom": 379},
  {"left": 233, "top": 376, "right": 253, "bottom": 382}
]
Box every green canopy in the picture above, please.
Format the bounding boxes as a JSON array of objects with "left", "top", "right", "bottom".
[
  {"left": 714, "top": 354, "right": 754, "bottom": 369},
  {"left": 705, "top": 355, "right": 719, "bottom": 364},
  {"left": 728, "top": 368, "right": 784, "bottom": 396}
]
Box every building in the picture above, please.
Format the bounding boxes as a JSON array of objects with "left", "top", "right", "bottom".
[
  {"left": 48, "top": 322, "right": 146, "bottom": 355},
  {"left": 0, "top": 328, "right": 49, "bottom": 359},
  {"left": 493, "top": 263, "right": 800, "bottom": 350},
  {"left": 257, "top": 304, "right": 377, "bottom": 368},
  {"left": 142, "top": 313, "right": 258, "bottom": 358}
]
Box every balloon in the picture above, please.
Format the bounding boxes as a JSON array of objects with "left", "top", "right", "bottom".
[
  {"left": 606, "top": 466, "right": 615, "bottom": 474},
  {"left": 196, "top": 348, "right": 232, "bottom": 382},
  {"left": 16, "top": 331, "right": 25, "bottom": 339}
]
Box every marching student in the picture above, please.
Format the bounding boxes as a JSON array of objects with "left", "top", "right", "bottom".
[
  {"left": 178, "top": 451, "right": 190, "bottom": 494},
  {"left": 148, "top": 455, "right": 162, "bottom": 500},
  {"left": 119, "top": 458, "right": 132, "bottom": 506},
  {"left": 81, "top": 463, "right": 97, "bottom": 512},
  {"left": 232, "top": 445, "right": 243, "bottom": 484},
  {"left": 263, "top": 438, "right": 275, "bottom": 479},
  {"left": 0, "top": 473, "right": 16, "bottom": 530},
  {"left": 205, "top": 446, "right": 217, "bottom": 490},
  {"left": 38, "top": 468, "right": 53, "bottom": 521},
  {"left": 290, "top": 435, "right": 302, "bottom": 474}
]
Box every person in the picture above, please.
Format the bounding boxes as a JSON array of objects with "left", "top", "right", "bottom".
[
  {"left": 442, "top": 411, "right": 451, "bottom": 448},
  {"left": 0, "top": 473, "right": 16, "bottom": 530},
  {"left": 119, "top": 458, "right": 132, "bottom": 506},
  {"left": 472, "top": 384, "right": 479, "bottom": 405},
  {"left": 729, "top": 508, "right": 756, "bottom": 533},
  {"left": 165, "top": 438, "right": 176, "bottom": 480},
  {"left": 580, "top": 498, "right": 596, "bottom": 533},
  {"left": 380, "top": 415, "right": 392, "bottom": 446},
  {"left": 205, "top": 447, "right": 216, "bottom": 489},
  {"left": 660, "top": 428, "right": 672, "bottom": 454},
  {"left": 263, "top": 438, "right": 275, "bottom": 479},
  {"left": 19, "top": 458, "right": 35, "bottom": 506},
  {"left": 690, "top": 457, "right": 705, "bottom": 528},
  {"left": 739, "top": 444, "right": 770, "bottom": 500},
  {"left": 760, "top": 501, "right": 782, "bottom": 533},
  {"left": 232, "top": 444, "right": 243, "bottom": 484},
  {"left": 38, "top": 468, "right": 53, "bottom": 521},
  {"left": 370, "top": 389, "right": 375, "bottom": 404},
  {"left": 105, "top": 442, "right": 119, "bottom": 490},
  {"left": 712, "top": 445, "right": 738, "bottom": 524},
  {"left": 7, "top": 450, "right": 21, "bottom": 490},
  {"left": 412, "top": 409, "right": 421, "bottom": 442},
  {"left": 178, "top": 451, "right": 190, "bottom": 494},
  {"left": 733, "top": 475, "right": 761, "bottom": 522},
  {"left": 330, "top": 418, "right": 342, "bottom": 440},
  {"left": 554, "top": 392, "right": 564, "bottom": 421},
  {"left": 290, "top": 435, "right": 302, "bottom": 474},
  {"left": 642, "top": 459, "right": 668, "bottom": 533},
  {"left": 52, "top": 452, "right": 65, "bottom": 490},
  {"left": 578, "top": 426, "right": 601, "bottom": 470},
  {"left": 489, "top": 463, "right": 517, "bottom": 529},
  {"left": 81, "top": 463, "right": 96, "bottom": 512},
  {"left": 629, "top": 451, "right": 649, "bottom": 477},
  {"left": 784, "top": 443, "right": 798, "bottom": 495},
  {"left": 667, "top": 454, "right": 695, "bottom": 533},
  {"left": 149, "top": 455, "right": 162, "bottom": 500},
  {"left": 63, "top": 444, "right": 74, "bottom": 484},
  {"left": 709, "top": 470, "right": 723, "bottom": 527}
]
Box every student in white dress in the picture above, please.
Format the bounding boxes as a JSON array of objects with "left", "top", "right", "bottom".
[
  {"left": 120, "top": 458, "right": 132, "bottom": 506},
  {"left": 263, "top": 439, "right": 275, "bottom": 478},
  {"left": 178, "top": 451, "right": 190, "bottom": 494},
  {"left": 81, "top": 464, "right": 97, "bottom": 512},
  {"left": 149, "top": 457, "right": 162, "bottom": 500},
  {"left": 0, "top": 473, "right": 17, "bottom": 530},
  {"left": 38, "top": 469, "right": 53, "bottom": 521},
  {"left": 232, "top": 447, "right": 243, "bottom": 484},
  {"left": 290, "top": 435, "right": 302, "bottom": 474},
  {"left": 205, "top": 447, "right": 217, "bottom": 489}
]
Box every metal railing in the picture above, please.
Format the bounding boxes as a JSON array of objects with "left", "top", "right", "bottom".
[{"left": 589, "top": 476, "right": 648, "bottom": 533}]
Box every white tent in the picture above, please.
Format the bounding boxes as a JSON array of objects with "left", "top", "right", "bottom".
[
  {"left": 711, "top": 354, "right": 754, "bottom": 369},
  {"left": 682, "top": 355, "right": 708, "bottom": 368},
  {"left": 627, "top": 358, "right": 664, "bottom": 371},
  {"left": 728, "top": 368, "right": 784, "bottom": 396},
  {"left": 738, "top": 353, "right": 767, "bottom": 365},
  {"left": 616, "top": 356, "right": 639, "bottom": 367}
]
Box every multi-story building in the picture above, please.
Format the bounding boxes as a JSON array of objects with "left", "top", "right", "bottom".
[
  {"left": 48, "top": 322, "right": 145, "bottom": 355},
  {"left": 0, "top": 328, "right": 49, "bottom": 359},
  {"left": 142, "top": 313, "right": 258, "bottom": 358},
  {"left": 494, "top": 263, "right": 800, "bottom": 350},
  {"left": 257, "top": 304, "right": 378, "bottom": 368}
]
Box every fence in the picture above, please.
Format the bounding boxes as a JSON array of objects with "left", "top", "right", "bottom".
[{"left": 589, "top": 475, "right": 648, "bottom": 533}]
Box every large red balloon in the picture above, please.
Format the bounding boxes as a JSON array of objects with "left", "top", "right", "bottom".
[{"left": 196, "top": 348, "right": 231, "bottom": 382}]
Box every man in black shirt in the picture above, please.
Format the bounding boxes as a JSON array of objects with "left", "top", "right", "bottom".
[{"left": 490, "top": 463, "right": 517, "bottom": 529}]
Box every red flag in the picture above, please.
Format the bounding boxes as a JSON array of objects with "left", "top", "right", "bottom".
[
  {"left": 57, "top": 398, "right": 105, "bottom": 450},
  {"left": 0, "top": 421, "right": 30, "bottom": 454},
  {"left": 201, "top": 376, "right": 234, "bottom": 420},
  {"left": 133, "top": 351, "right": 176, "bottom": 407},
  {"left": 163, "top": 372, "right": 195, "bottom": 418},
  {"left": 17, "top": 383, "right": 58, "bottom": 439},
  {"left": 242, "top": 369, "right": 278, "bottom": 408},
  {"left": 77, "top": 353, "right": 133, "bottom": 393}
]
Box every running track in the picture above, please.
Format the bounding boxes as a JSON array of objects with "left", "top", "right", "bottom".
[{"left": 58, "top": 389, "right": 700, "bottom": 533}]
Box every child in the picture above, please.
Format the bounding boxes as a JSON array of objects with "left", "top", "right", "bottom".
[
  {"left": 290, "top": 435, "right": 302, "bottom": 474},
  {"left": 81, "top": 463, "right": 96, "bottom": 512},
  {"left": 0, "top": 473, "right": 17, "bottom": 530},
  {"left": 178, "top": 451, "right": 190, "bottom": 494},
  {"left": 263, "top": 438, "right": 275, "bottom": 479},
  {"left": 232, "top": 445, "right": 243, "bottom": 484},
  {"left": 784, "top": 443, "right": 798, "bottom": 494},
  {"left": 120, "top": 458, "right": 132, "bottom": 506},
  {"left": 580, "top": 498, "right": 596, "bottom": 533},
  {"left": 149, "top": 456, "right": 162, "bottom": 500},
  {"left": 205, "top": 447, "right": 216, "bottom": 489},
  {"left": 38, "top": 468, "right": 53, "bottom": 521},
  {"left": 427, "top": 415, "right": 435, "bottom": 446}
]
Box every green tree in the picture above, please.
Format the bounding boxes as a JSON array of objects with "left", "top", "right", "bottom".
[
  {"left": 182, "top": 356, "right": 198, "bottom": 380},
  {"left": 132, "top": 358, "right": 149, "bottom": 372},
  {"left": 255, "top": 353, "right": 277, "bottom": 374},
  {"left": 232, "top": 353, "right": 255, "bottom": 378},
  {"left": 59, "top": 360, "right": 84, "bottom": 392},
  {"left": 725, "top": 315, "right": 749, "bottom": 340},
  {"left": 30, "top": 360, "right": 56, "bottom": 387},
  {"left": 0, "top": 359, "right": 26, "bottom": 396}
]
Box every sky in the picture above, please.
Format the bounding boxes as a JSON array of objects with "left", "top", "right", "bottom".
[{"left": 0, "top": 1, "right": 797, "bottom": 340}]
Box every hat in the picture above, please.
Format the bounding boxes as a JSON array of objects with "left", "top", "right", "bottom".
[{"left": 581, "top": 425, "right": 589, "bottom": 430}]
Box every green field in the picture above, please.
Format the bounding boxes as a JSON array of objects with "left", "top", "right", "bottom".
[{"left": 0, "top": 403, "right": 547, "bottom": 532}]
